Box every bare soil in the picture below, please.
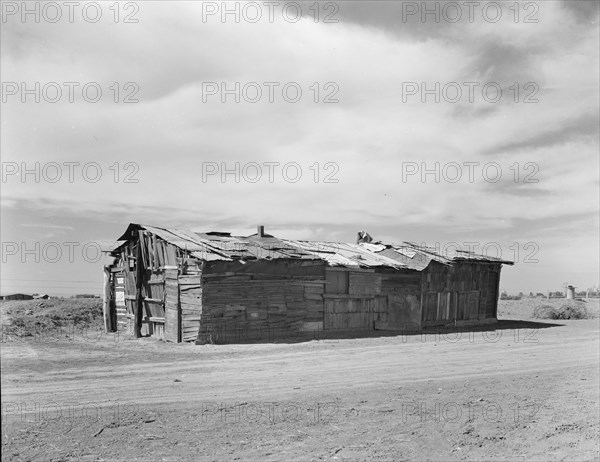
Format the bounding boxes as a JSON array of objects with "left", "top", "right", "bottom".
[{"left": 1, "top": 299, "right": 599, "bottom": 461}]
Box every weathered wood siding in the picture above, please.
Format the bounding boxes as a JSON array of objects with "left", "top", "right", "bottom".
[
  {"left": 378, "top": 269, "right": 422, "bottom": 329},
  {"left": 420, "top": 261, "right": 502, "bottom": 325},
  {"left": 324, "top": 268, "right": 388, "bottom": 331},
  {"left": 179, "top": 273, "right": 202, "bottom": 342},
  {"left": 109, "top": 232, "right": 183, "bottom": 340},
  {"left": 164, "top": 268, "right": 180, "bottom": 343},
  {"left": 197, "top": 259, "right": 326, "bottom": 343},
  {"left": 349, "top": 271, "right": 381, "bottom": 295},
  {"left": 324, "top": 295, "right": 388, "bottom": 330}
]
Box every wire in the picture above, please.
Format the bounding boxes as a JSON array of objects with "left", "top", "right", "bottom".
[{"left": 1, "top": 279, "right": 99, "bottom": 283}]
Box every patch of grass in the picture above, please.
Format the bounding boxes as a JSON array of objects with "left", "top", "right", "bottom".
[{"left": 533, "top": 301, "right": 591, "bottom": 320}]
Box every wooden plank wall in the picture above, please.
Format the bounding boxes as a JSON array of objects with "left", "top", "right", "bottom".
[
  {"left": 109, "top": 233, "right": 183, "bottom": 340},
  {"left": 324, "top": 269, "right": 388, "bottom": 331},
  {"left": 320, "top": 268, "right": 422, "bottom": 332},
  {"left": 481, "top": 269, "right": 501, "bottom": 318},
  {"left": 164, "top": 268, "right": 180, "bottom": 343},
  {"left": 179, "top": 267, "right": 202, "bottom": 342},
  {"left": 198, "top": 260, "right": 326, "bottom": 343},
  {"left": 138, "top": 232, "right": 185, "bottom": 339},
  {"left": 420, "top": 261, "right": 502, "bottom": 324},
  {"left": 112, "top": 240, "right": 137, "bottom": 334},
  {"left": 349, "top": 272, "right": 381, "bottom": 295},
  {"left": 379, "top": 269, "right": 422, "bottom": 328},
  {"left": 323, "top": 295, "right": 388, "bottom": 330},
  {"left": 325, "top": 271, "right": 348, "bottom": 294}
]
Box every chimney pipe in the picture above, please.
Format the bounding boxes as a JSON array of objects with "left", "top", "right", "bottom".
[{"left": 257, "top": 225, "right": 265, "bottom": 237}]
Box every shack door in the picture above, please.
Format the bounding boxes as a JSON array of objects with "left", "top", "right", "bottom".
[
  {"left": 141, "top": 273, "right": 166, "bottom": 339},
  {"left": 112, "top": 270, "right": 128, "bottom": 331},
  {"left": 178, "top": 275, "right": 202, "bottom": 342}
]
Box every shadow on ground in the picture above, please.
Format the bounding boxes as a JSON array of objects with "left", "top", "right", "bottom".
[{"left": 194, "top": 319, "right": 564, "bottom": 345}]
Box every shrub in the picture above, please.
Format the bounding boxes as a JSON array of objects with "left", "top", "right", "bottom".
[
  {"left": 533, "top": 302, "right": 591, "bottom": 320},
  {"left": 500, "top": 295, "right": 522, "bottom": 300}
]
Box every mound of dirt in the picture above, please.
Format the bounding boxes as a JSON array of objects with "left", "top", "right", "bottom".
[
  {"left": 533, "top": 301, "right": 591, "bottom": 320},
  {"left": 1, "top": 298, "right": 104, "bottom": 336}
]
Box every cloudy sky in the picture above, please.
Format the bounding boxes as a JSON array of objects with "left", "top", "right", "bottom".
[{"left": 1, "top": 0, "right": 598, "bottom": 295}]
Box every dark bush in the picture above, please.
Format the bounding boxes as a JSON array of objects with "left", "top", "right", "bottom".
[{"left": 533, "top": 302, "right": 590, "bottom": 320}]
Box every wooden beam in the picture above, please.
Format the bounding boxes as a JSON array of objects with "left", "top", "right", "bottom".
[
  {"left": 177, "top": 274, "right": 182, "bottom": 343},
  {"left": 103, "top": 266, "right": 112, "bottom": 333},
  {"left": 493, "top": 268, "right": 501, "bottom": 319},
  {"left": 135, "top": 231, "right": 144, "bottom": 338}
]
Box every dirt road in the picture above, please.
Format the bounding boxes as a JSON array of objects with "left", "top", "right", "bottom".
[{"left": 1, "top": 304, "right": 599, "bottom": 461}]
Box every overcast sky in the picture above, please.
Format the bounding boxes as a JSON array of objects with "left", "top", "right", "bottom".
[{"left": 1, "top": 0, "right": 599, "bottom": 295}]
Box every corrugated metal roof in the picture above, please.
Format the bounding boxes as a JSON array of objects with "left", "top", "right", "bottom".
[
  {"left": 280, "top": 240, "right": 408, "bottom": 269},
  {"left": 110, "top": 224, "right": 513, "bottom": 269}
]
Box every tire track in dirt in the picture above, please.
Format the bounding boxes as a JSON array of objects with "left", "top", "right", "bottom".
[{"left": 3, "top": 323, "right": 598, "bottom": 411}]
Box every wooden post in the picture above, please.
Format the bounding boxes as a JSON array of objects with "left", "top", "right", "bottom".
[
  {"left": 177, "top": 277, "right": 182, "bottom": 343},
  {"left": 135, "top": 232, "right": 144, "bottom": 338},
  {"left": 103, "top": 266, "right": 111, "bottom": 333},
  {"left": 493, "top": 268, "right": 501, "bottom": 319}
]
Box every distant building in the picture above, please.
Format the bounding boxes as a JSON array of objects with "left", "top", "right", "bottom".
[
  {"left": 1, "top": 293, "right": 34, "bottom": 301},
  {"left": 33, "top": 294, "right": 50, "bottom": 299}
]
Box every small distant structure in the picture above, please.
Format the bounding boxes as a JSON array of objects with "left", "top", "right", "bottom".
[
  {"left": 33, "top": 294, "right": 50, "bottom": 300},
  {"left": 0, "top": 293, "right": 34, "bottom": 301},
  {"left": 566, "top": 285, "right": 576, "bottom": 300}
]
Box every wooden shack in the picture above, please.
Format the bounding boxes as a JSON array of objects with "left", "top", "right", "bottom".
[{"left": 103, "top": 224, "right": 513, "bottom": 343}]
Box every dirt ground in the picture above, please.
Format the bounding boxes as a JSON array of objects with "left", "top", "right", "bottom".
[{"left": 1, "top": 299, "right": 599, "bottom": 461}]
